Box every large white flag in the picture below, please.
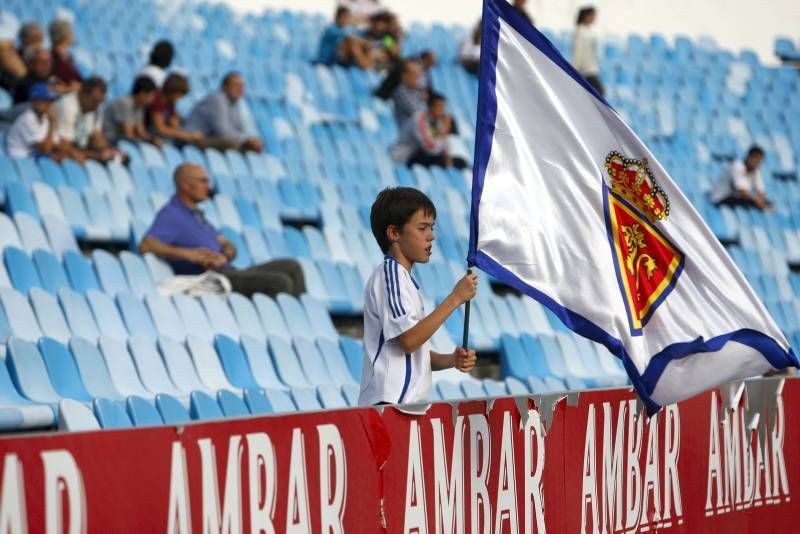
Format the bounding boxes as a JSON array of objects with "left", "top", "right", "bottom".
[{"left": 468, "top": 0, "right": 798, "bottom": 413}]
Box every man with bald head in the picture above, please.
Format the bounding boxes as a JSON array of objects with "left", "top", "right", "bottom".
[{"left": 139, "top": 163, "right": 304, "bottom": 296}]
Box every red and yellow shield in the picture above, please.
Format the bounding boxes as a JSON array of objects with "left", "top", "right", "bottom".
[{"left": 603, "top": 152, "right": 684, "bottom": 335}]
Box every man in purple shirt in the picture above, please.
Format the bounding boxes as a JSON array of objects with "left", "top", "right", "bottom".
[{"left": 139, "top": 163, "right": 304, "bottom": 297}]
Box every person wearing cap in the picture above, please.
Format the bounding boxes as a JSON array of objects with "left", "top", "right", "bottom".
[{"left": 6, "top": 82, "right": 66, "bottom": 160}]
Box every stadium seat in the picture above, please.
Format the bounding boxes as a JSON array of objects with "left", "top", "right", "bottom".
[
  {"left": 32, "top": 250, "right": 70, "bottom": 294},
  {"left": 268, "top": 337, "right": 311, "bottom": 388},
  {"left": 315, "top": 338, "right": 358, "bottom": 385},
  {"left": 94, "top": 398, "right": 133, "bottom": 429},
  {"left": 41, "top": 216, "right": 80, "bottom": 259},
  {"left": 276, "top": 293, "right": 314, "bottom": 341},
  {"left": 214, "top": 335, "right": 262, "bottom": 390},
  {"left": 14, "top": 212, "right": 50, "bottom": 254},
  {"left": 339, "top": 336, "right": 364, "bottom": 380},
  {"left": 4, "top": 247, "right": 42, "bottom": 294},
  {"left": 461, "top": 380, "right": 487, "bottom": 399},
  {"left": 29, "top": 288, "right": 71, "bottom": 344},
  {"left": 69, "top": 337, "right": 124, "bottom": 401},
  {"left": 228, "top": 293, "right": 267, "bottom": 342},
  {"left": 300, "top": 294, "right": 339, "bottom": 342},
  {"left": 341, "top": 384, "right": 360, "bottom": 407},
  {"left": 156, "top": 394, "right": 191, "bottom": 424},
  {"left": 291, "top": 388, "right": 322, "bottom": 411},
  {"left": 6, "top": 338, "right": 62, "bottom": 406},
  {"left": 217, "top": 389, "right": 250, "bottom": 417},
  {"left": 0, "top": 212, "right": 23, "bottom": 251},
  {"left": 243, "top": 388, "right": 273, "bottom": 414},
  {"left": 173, "top": 295, "right": 214, "bottom": 342},
  {"left": 119, "top": 251, "right": 155, "bottom": 297},
  {"left": 63, "top": 251, "right": 101, "bottom": 294},
  {"left": 85, "top": 289, "right": 129, "bottom": 342},
  {"left": 128, "top": 337, "right": 185, "bottom": 399},
  {"left": 317, "top": 385, "right": 348, "bottom": 409},
  {"left": 144, "top": 294, "right": 187, "bottom": 341},
  {"left": 437, "top": 381, "right": 465, "bottom": 401},
  {"left": 93, "top": 250, "right": 131, "bottom": 296},
  {"left": 6, "top": 182, "right": 39, "bottom": 219},
  {"left": 189, "top": 391, "right": 224, "bottom": 420},
  {"left": 0, "top": 288, "right": 43, "bottom": 341},
  {"left": 117, "top": 293, "right": 158, "bottom": 339},
  {"left": 252, "top": 293, "right": 292, "bottom": 342},
  {"left": 200, "top": 294, "right": 241, "bottom": 339},
  {"left": 239, "top": 336, "right": 286, "bottom": 390},
  {"left": 505, "top": 377, "right": 530, "bottom": 395},
  {"left": 186, "top": 336, "right": 242, "bottom": 395},
  {"left": 98, "top": 336, "right": 153, "bottom": 399},
  {"left": 127, "top": 395, "right": 163, "bottom": 426},
  {"left": 58, "top": 399, "right": 100, "bottom": 432}
]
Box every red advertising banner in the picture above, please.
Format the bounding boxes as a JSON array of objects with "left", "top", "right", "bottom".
[{"left": 0, "top": 378, "right": 795, "bottom": 533}]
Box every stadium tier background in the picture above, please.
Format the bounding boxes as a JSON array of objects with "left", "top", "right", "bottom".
[{"left": 0, "top": 0, "right": 798, "bottom": 429}]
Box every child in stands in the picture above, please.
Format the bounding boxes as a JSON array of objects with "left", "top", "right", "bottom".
[{"left": 358, "top": 187, "right": 478, "bottom": 406}]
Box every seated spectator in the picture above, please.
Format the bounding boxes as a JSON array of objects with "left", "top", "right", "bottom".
[
  {"left": 460, "top": 22, "right": 482, "bottom": 75},
  {"left": 514, "top": 0, "right": 534, "bottom": 25},
  {"left": 54, "top": 76, "right": 123, "bottom": 163},
  {"left": 374, "top": 50, "right": 435, "bottom": 100},
  {"left": 338, "top": 0, "right": 385, "bottom": 24},
  {"left": 48, "top": 19, "right": 82, "bottom": 91},
  {"left": 103, "top": 76, "right": 160, "bottom": 146},
  {"left": 391, "top": 60, "right": 426, "bottom": 126},
  {"left": 0, "top": 22, "right": 43, "bottom": 92},
  {"left": 390, "top": 92, "right": 466, "bottom": 169},
  {"left": 711, "top": 145, "right": 773, "bottom": 211},
  {"left": 364, "top": 11, "right": 400, "bottom": 69},
  {"left": 185, "top": 72, "right": 263, "bottom": 152},
  {"left": 137, "top": 40, "right": 173, "bottom": 88},
  {"left": 317, "top": 6, "right": 374, "bottom": 70},
  {"left": 6, "top": 82, "right": 68, "bottom": 160},
  {"left": 147, "top": 72, "right": 203, "bottom": 146},
  {"left": 139, "top": 163, "right": 306, "bottom": 297},
  {"left": 416, "top": 50, "right": 437, "bottom": 91},
  {"left": 12, "top": 47, "right": 53, "bottom": 105}
]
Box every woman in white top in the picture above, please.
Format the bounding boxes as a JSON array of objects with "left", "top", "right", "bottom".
[{"left": 572, "top": 6, "right": 603, "bottom": 96}]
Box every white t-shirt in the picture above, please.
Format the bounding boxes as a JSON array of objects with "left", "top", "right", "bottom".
[
  {"left": 710, "top": 160, "right": 765, "bottom": 203},
  {"left": 358, "top": 256, "right": 432, "bottom": 406},
  {"left": 137, "top": 64, "right": 167, "bottom": 88},
  {"left": 6, "top": 108, "right": 58, "bottom": 158},
  {"left": 460, "top": 36, "right": 481, "bottom": 63},
  {"left": 572, "top": 25, "right": 599, "bottom": 76},
  {"left": 54, "top": 91, "right": 103, "bottom": 148}
]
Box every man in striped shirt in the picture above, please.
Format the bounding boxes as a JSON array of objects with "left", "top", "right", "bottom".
[{"left": 358, "top": 187, "right": 477, "bottom": 406}]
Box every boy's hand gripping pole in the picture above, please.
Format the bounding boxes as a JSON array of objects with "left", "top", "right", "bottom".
[{"left": 462, "top": 267, "right": 472, "bottom": 349}]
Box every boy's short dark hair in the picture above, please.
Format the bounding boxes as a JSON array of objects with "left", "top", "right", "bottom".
[
  {"left": 747, "top": 145, "right": 764, "bottom": 158},
  {"left": 370, "top": 187, "right": 437, "bottom": 253},
  {"left": 162, "top": 73, "right": 190, "bottom": 96},
  {"left": 131, "top": 76, "right": 157, "bottom": 95}
]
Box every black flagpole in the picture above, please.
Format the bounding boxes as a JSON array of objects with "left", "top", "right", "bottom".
[{"left": 462, "top": 266, "right": 473, "bottom": 348}]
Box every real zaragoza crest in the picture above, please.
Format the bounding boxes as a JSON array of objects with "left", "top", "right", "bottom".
[{"left": 602, "top": 151, "right": 684, "bottom": 335}]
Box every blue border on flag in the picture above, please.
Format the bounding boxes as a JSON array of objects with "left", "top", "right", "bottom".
[{"left": 467, "top": 0, "right": 798, "bottom": 415}]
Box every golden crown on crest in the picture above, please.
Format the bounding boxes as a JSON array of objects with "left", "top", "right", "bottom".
[{"left": 604, "top": 151, "right": 670, "bottom": 223}]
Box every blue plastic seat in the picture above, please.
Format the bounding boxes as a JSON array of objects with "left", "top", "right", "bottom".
[
  {"left": 92, "top": 250, "right": 131, "bottom": 296},
  {"left": 527, "top": 376, "right": 549, "bottom": 394},
  {"left": 119, "top": 251, "right": 155, "bottom": 297},
  {"left": 37, "top": 337, "right": 93, "bottom": 402},
  {"left": 6, "top": 182, "right": 39, "bottom": 219},
  {"left": 4, "top": 246, "right": 43, "bottom": 294},
  {"left": 98, "top": 336, "right": 153, "bottom": 399},
  {"left": 317, "top": 385, "right": 348, "bottom": 409},
  {"left": 252, "top": 293, "right": 292, "bottom": 342},
  {"left": 200, "top": 294, "right": 241, "bottom": 339},
  {"left": 315, "top": 338, "right": 357, "bottom": 386},
  {"left": 244, "top": 387, "right": 274, "bottom": 414},
  {"left": 339, "top": 336, "right": 364, "bottom": 381},
  {"left": 228, "top": 293, "right": 267, "bottom": 342},
  {"left": 300, "top": 293, "right": 339, "bottom": 342},
  {"left": 242, "top": 227, "right": 271, "bottom": 263},
  {"left": 293, "top": 337, "right": 335, "bottom": 386},
  {"left": 94, "top": 398, "right": 133, "bottom": 429},
  {"left": 217, "top": 389, "right": 250, "bottom": 417},
  {"left": 84, "top": 189, "right": 128, "bottom": 241},
  {"left": 144, "top": 294, "right": 187, "bottom": 341},
  {"left": 63, "top": 251, "right": 101, "bottom": 294},
  {"left": 156, "top": 393, "right": 191, "bottom": 424},
  {"left": 62, "top": 159, "right": 89, "bottom": 190},
  {"left": 37, "top": 158, "right": 67, "bottom": 189},
  {"left": 6, "top": 338, "right": 62, "bottom": 406},
  {"left": 29, "top": 287, "right": 71, "bottom": 343},
  {"left": 69, "top": 337, "right": 124, "bottom": 401},
  {"left": 14, "top": 212, "right": 51, "bottom": 254},
  {"left": 173, "top": 295, "right": 214, "bottom": 343},
  {"left": 0, "top": 212, "right": 23, "bottom": 251},
  {"left": 505, "top": 377, "right": 529, "bottom": 395},
  {"left": 190, "top": 391, "right": 224, "bottom": 420},
  {"left": 185, "top": 336, "right": 241, "bottom": 394},
  {"left": 32, "top": 249, "right": 71, "bottom": 294},
  {"left": 85, "top": 289, "right": 129, "bottom": 342},
  {"left": 128, "top": 336, "right": 185, "bottom": 398},
  {"left": 291, "top": 388, "right": 322, "bottom": 411},
  {"left": 41, "top": 215, "right": 79, "bottom": 259},
  {"left": 117, "top": 293, "right": 158, "bottom": 339},
  {"left": 219, "top": 227, "right": 251, "bottom": 269},
  {"left": 436, "top": 381, "right": 465, "bottom": 400},
  {"left": 0, "top": 287, "right": 43, "bottom": 341},
  {"left": 276, "top": 293, "right": 314, "bottom": 341},
  {"left": 461, "top": 380, "right": 487, "bottom": 399},
  {"left": 127, "top": 395, "right": 163, "bottom": 426},
  {"left": 264, "top": 389, "right": 296, "bottom": 413},
  {"left": 341, "top": 384, "right": 360, "bottom": 407},
  {"left": 0, "top": 353, "right": 55, "bottom": 428},
  {"left": 268, "top": 337, "right": 311, "bottom": 388},
  {"left": 214, "top": 335, "right": 261, "bottom": 389},
  {"left": 58, "top": 399, "right": 100, "bottom": 431},
  {"left": 315, "top": 260, "right": 352, "bottom": 313}
]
